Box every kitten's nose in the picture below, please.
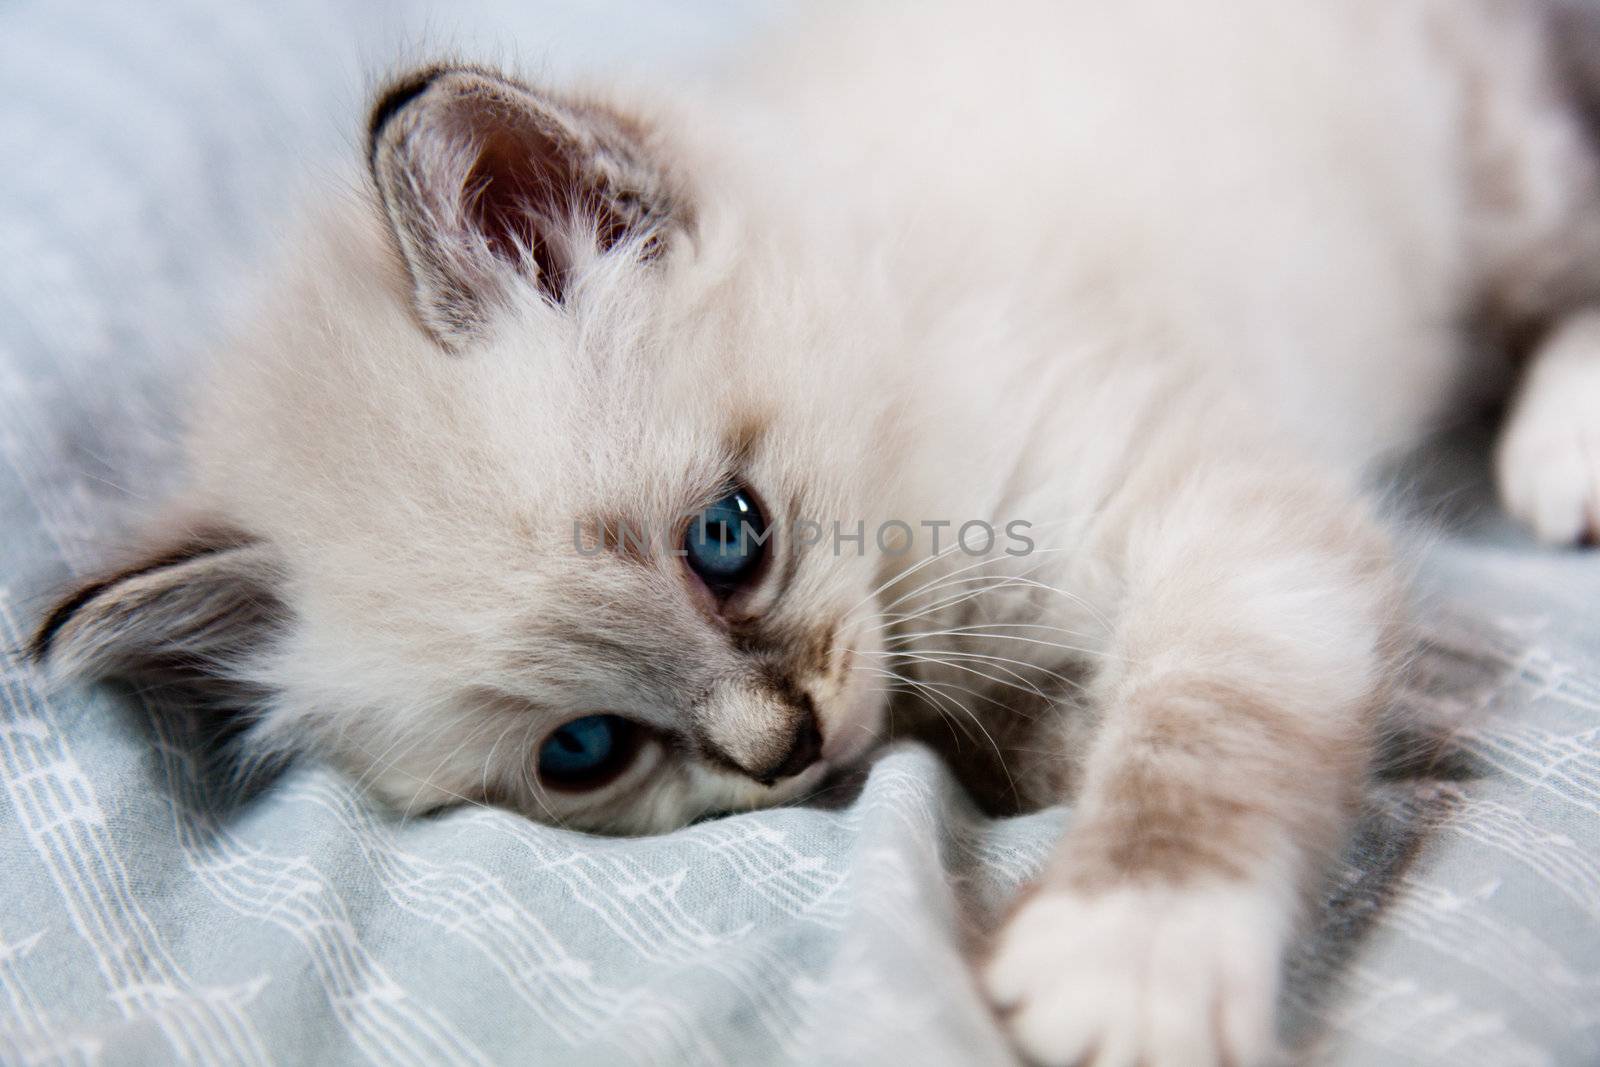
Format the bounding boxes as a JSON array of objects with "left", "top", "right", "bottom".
[
  {"left": 697, "top": 680, "right": 825, "bottom": 785},
  {"left": 751, "top": 714, "right": 823, "bottom": 786}
]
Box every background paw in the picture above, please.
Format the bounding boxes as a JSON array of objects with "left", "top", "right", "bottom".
[
  {"left": 1496, "top": 314, "right": 1600, "bottom": 546},
  {"left": 983, "top": 884, "right": 1283, "bottom": 1067},
  {"left": 1496, "top": 416, "right": 1600, "bottom": 545}
]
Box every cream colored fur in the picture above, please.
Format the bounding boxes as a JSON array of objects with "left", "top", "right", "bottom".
[{"left": 36, "top": 1, "right": 1600, "bottom": 1064}]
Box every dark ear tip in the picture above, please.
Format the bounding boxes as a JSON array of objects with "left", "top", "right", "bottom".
[
  {"left": 29, "top": 579, "right": 114, "bottom": 664},
  {"left": 368, "top": 65, "right": 535, "bottom": 165},
  {"left": 28, "top": 525, "right": 264, "bottom": 670},
  {"left": 27, "top": 626, "right": 54, "bottom": 665},
  {"left": 367, "top": 66, "right": 453, "bottom": 163}
]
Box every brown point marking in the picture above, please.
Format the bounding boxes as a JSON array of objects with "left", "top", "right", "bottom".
[
  {"left": 366, "top": 66, "right": 450, "bottom": 163},
  {"left": 533, "top": 620, "right": 639, "bottom": 664},
  {"left": 760, "top": 489, "right": 805, "bottom": 608},
  {"left": 756, "top": 666, "right": 817, "bottom": 722},
  {"left": 1058, "top": 676, "right": 1367, "bottom": 891},
  {"left": 726, "top": 618, "right": 766, "bottom": 658},
  {"left": 30, "top": 529, "right": 256, "bottom": 663},
  {"left": 1064, "top": 776, "right": 1264, "bottom": 889},
  {"left": 835, "top": 646, "right": 855, "bottom": 682},
  {"left": 727, "top": 616, "right": 840, "bottom": 687},
  {"left": 724, "top": 413, "right": 770, "bottom": 466},
  {"left": 806, "top": 621, "right": 839, "bottom": 677}
]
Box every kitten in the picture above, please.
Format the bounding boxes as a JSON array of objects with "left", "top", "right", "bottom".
[{"left": 32, "top": 0, "right": 1600, "bottom": 1063}]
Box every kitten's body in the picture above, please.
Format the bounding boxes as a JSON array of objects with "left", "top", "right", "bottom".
[{"left": 36, "top": 1, "right": 1600, "bottom": 1064}]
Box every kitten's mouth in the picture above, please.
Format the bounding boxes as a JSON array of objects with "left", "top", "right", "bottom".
[{"left": 765, "top": 758, "right": 832, "bottom": 802}]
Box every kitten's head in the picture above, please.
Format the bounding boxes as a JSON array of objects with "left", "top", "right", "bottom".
[{"left": 33, "top": 67, "right": 897, "bottom": 833}]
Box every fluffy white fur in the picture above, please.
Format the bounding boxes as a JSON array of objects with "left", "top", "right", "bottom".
[
  {"left": 37, "top": 1, "right": 1600, "bottom": 1063},
  {"left": 1498, "top": 309, "right": 1600, "bottom": 539}
]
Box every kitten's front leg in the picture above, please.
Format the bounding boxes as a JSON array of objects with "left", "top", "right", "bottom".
[{"left": 984, "top": 461, "right": 1397, "bottom": 1067}]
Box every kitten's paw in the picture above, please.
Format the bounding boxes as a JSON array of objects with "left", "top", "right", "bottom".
[
  {"left": 983, "top": 884, "right": 1282, "bottom": 1067},
  {"left": 1496, "top": 315, "right": 1600, "bottom": 546}
]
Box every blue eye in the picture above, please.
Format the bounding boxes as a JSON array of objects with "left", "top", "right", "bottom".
[
  {"left": 537, "top": 714, "right": 635, "bottom": 789},
  {"left": 684, "top": 487, "right": 769, "bottom": 593}
]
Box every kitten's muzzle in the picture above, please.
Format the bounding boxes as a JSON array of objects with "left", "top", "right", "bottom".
[
  {"left": 695, "top": 679, "right": 824, "bottom": 786},
  {"left": 749, "top": 715, "right": 823, "bottom": 786}
]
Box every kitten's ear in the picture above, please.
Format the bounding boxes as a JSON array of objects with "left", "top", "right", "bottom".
[
  {"left": 30, "top": 524, "right": 285, "bottom": 706},
  {"left": 368, "top": 66, "right": 678, "bottom": 348}
]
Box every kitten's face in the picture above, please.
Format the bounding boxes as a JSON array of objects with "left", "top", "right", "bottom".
[
  {"left": 263, "top": 338, "right": 891, "bottom": 834},
  {"left": 37, "top": 68, "right": 894, "bottom": 833},
  {"left": 260, "top": 287, "right": 893, "bottom": 833}
]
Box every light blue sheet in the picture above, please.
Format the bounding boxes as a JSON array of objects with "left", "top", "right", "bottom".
[{"left": 2, "top": 3, "right": 1597, "bottom": 1064}]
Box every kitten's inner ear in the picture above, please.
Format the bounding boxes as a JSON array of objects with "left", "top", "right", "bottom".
[
  {"left": 368, "top": 67, "right": 677, "bottom": 349},
  {"left": 31, "top": 526, "right": 284, "bottom": 706}
]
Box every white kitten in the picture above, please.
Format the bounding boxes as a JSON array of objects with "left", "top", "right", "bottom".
[{"left": 35, "top": 1, "right": 1600, "bottom": 1063}]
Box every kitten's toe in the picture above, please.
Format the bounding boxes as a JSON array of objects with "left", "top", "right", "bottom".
[
  {"left": 1496, "top": 419, "right": 1600, "bottom": 545},
  {"left": 1495, "top": 314, "right": 1600, "bottom": 546},
  {"left": 982, "top": 883, "right": 1281, "bottom": 1067}
]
